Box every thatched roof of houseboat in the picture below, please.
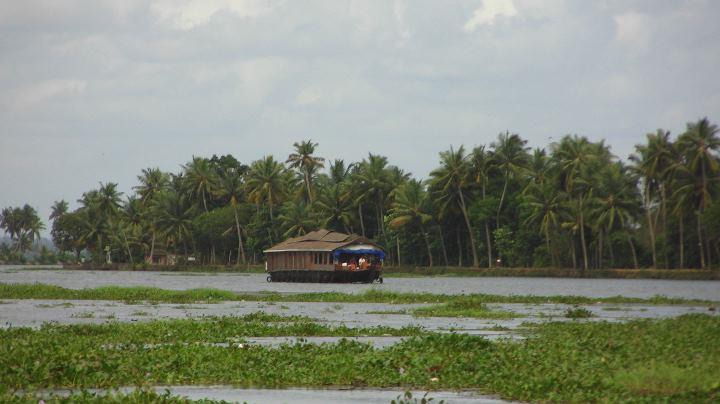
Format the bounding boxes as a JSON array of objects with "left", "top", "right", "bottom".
[{"left": 264, "top": 229, "right": 382, "bottom": 252}]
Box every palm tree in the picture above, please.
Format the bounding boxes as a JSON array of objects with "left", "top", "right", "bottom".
[
  {"left": 588, "top": 163, "right": 641, "bottom": 269},
  {"left": 286, "top": 140, "right": 325, "bottom": 203},
  {"left": 492, "top": 131, "right": 530, "bottom": 229},
  {"left": 315, "top": 183, "right": 354, "bottom": 233},
  {"left": 428, "top": 146, "right": 479, "bottom": 267},
  {"left": 216, "top": 168, "right": 247, "bottom": 264},
  {"left": 355, "top": 154, "right": 393, "bottom": 239},
  {"left": 388, "top": 179, "right": 434, "bottom": 267},
  {"left": 153, "top": 191, "right": 195, "bottom": 255},
  {"left": 134, "top": 168, "right": 170, "bottom": 203},
  {"left": 50, "top": 200, "right": 69, "bottom": 222},
  {"left": 96, "top": 182, "right": 123, "bottom": 220},
  {"left": 1, "top": 207, "right": 21, "bottom": 245},
  {"left": 183, "top": 157, "right": 217, "bottom": 212},
  {"left": 246, "top": 156, "right": 288, "bottom": 226},
  {"left": 278, "top": 201, "right": 317, "bottom": 238},
  {"left": 552, "top": 135, "right": 599, "bottom": 271},
  {"left": 328, "top": 159, "right": 353, "bottom": 185},
  {"left": 523, "top": 183, "right": 563, "bottom": 267},
  {"left": 134, "top": 168, "right": 169, "bottom": 262},
  {"left": 630, "top": 130, "right": 674, "bottom": 268},
  {"left": 668, "top": 160, "right": 695, "bottom": 269},
  {"left": 676, "top": 117, "right": 720, "bottom": 268},
  {"left": 1, "top": 205, "right": 44, "bottom": 253},
  {"left": 470, "top": 145, "right": 495, "bottom": 267}
]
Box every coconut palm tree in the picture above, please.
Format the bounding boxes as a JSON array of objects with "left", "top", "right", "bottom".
[
  {"left": 1, "top": 205, "right": 44, "bottom": 253},
  {"left": 183, "top": 157, "right": 217, "bottom": 213},
  {"left": 552, "top": 135, "right": 599, "bottom": 271},
  {"left": 95, "top": 182, "right": 123, "bottom": 220},
  {"left": 216, "top": 168, "right": 247, "bottom": 264},
  {"left": 630, "top": 130, "right": 674, "bottom": 268},
  {"left": 588, "top": 163, "right": 641, "bottom": 268},
  {"left": 315, "top": 183, "right": 354, "bottom": 233},
  {"left": 135, "top": 168, "right": 169, "bottom": 203},
  {"left": 50, "top": 200, "right": 69, "bottom": 222},
  {"left": 245, "top": 156, "right": 288, "bottom": 226},
  {"left": 491, "top": 131, "right": 530, "bottom": 229},
  {"left": 328, "top": 159, "right": 353, "bottom": 185},
  {"left": 153, "top": 190, "right": 195, "bottom": 255},
  {"left": 286, "top": 140, "right": 325, "bottom": 204},
  {"left": 355, "top": 154, "right": 393, "bottom": 239},
  {"left": 388, "top": 179, "right": 434, "bottom": 267},
  {"left": 0, "top": 207, "right": 21, "bottom": 245},
  {"left": 470, "top": 145, "right": 496, "bottom": 267},
  {"left": 428, "top": 146, "right": 479, "bottom": 267},
  {"left": 523, "top": 183, "right": 563, "bottom": 267},
  {"left": 676, "top": 117, "right": 720, "bottom": 268},
  {"left": 278, "top": 201, "right": 317, "bottom": 238}
]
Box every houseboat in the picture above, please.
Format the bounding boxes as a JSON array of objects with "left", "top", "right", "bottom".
[{"left": 264, "top": 229, "right": 385, "bottom": 283}]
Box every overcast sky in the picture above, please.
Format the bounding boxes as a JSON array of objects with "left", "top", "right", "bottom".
[{"left": 1, "top": 0, "right": 719, "bottom": 235}]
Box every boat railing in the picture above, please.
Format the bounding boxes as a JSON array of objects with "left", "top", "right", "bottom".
[{"left": 334, "top": 263, "right": 381, "bottom": 271}]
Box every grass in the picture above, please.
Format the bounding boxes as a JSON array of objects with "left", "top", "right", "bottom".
[
  {"left": 613, "top": 362, "right": 720, "bottom": 396},
  {"left": 6, "top": 389, "right": 222, "bottom": 403},
  {"left": 1, "top": 282, "right": 713, "bottom": 306},
  {"left": 413, "top": 299, "right": 521, "bottom": 319},
  {"left": 564, "top": 307, "right": 595, "bottom": 318},
  {"left": 0, "top": 314, "right": 717, "bottom": 402}
]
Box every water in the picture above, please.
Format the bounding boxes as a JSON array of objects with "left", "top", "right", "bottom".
[
  {"left": 33, "top": 386, "right": 507, "bottom": 403},
  {"left": 3, "top": 265, "right": 717, "bottom": 403},
  {"left": 1, "top": 266, "right": 718, "bottom": 300},
  {"left": 2, "top": 298, "right": 714, "bottom": 331}
]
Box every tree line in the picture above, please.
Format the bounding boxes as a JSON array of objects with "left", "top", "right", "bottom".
[{"left": 2, "top": 117, "right": 719, "bottom": 270}]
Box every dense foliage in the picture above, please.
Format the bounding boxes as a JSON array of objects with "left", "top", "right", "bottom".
[{"left": 4, "top": 117, "right": 720, "bottom": 269}]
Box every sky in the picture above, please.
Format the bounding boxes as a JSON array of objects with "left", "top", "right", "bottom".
[{"left": 1, "top": 0, "right": 719, "bottom": 235}]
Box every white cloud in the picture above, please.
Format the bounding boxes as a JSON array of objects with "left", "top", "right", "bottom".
[
  {"left": 463, "top": 0, "right": 518, "bottom": 32},
  {"left": 393, "top": 0, "right": 411, "bottom": 43},
  {"left": 295, "top": 88, "right": 322, "bottom": 106},
  {"left": 151, "top": 0, "right": 275, "bottom": 30},
  {"left": 10, "top": 79, "right": 87, "bottom": 110},
  {"left": 614, "top": 12, "right": 651, "bottom": 50}
]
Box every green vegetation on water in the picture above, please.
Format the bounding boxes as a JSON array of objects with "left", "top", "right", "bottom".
[
  {"left": 7, "top": 389, "right": 221, "bottom": 404},
  {"left": 1, "top": 282, "right": 714, "bottom": 306},
  {"left": 412, "top": 300, "right": 521, "bottom": 319},
  {"left": 563, "top": 306, "right": 595, "bottom": 318},
  {"left": 1, "top": 314, "right": 718, "bottom": 402}
]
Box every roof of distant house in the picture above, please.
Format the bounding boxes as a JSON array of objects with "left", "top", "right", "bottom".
[{"left": 264, "top": 229, "right": 383, "bottom": 252}]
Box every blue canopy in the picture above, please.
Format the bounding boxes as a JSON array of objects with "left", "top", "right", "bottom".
[{"left": 333, "top": 249, "right": 385, "bottom": 260}]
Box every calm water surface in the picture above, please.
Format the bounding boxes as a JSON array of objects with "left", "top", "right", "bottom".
[{"left": 1, "top": 266, "right": 718, "bottom": 300}]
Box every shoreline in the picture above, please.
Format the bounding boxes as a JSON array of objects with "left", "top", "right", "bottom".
[{"left": 3, "top": 264, "right": 718, "bottom": 281}]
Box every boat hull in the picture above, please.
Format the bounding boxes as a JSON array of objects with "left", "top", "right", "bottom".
[{"left": 267, "top": 269, "right": 381, "bottom": 283}]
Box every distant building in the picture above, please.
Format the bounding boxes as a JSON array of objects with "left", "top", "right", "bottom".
[{"left": 264, "top": 229, "right": 385, "bottom": 283}]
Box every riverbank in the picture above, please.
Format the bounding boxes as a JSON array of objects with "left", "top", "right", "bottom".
[{"left": 10, "top": 264, "right": 717, "bottom": 280}]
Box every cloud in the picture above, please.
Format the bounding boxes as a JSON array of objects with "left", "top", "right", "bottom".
[
  {"left": 614, "top": 11, "right": 651, "bottom": 50},
  {"left": 9, "top": 79, "right": 87, "bottom": 110},
  {"left": 150, "top": 0, "right": 276, "bottom": 30},
  {"left": 1, "top": 0, "right": 720, "bottom": 236},
  {"left": 463, "top": 0, "right": 518, "bottom": 32}
]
